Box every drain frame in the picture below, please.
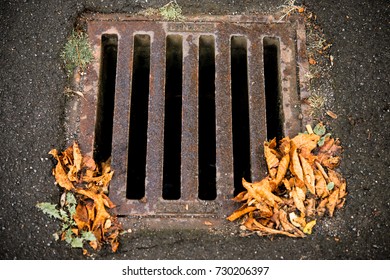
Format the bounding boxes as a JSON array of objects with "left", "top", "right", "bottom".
[{"left": 77, "top": 14, "right": 310, "bottom": 223}]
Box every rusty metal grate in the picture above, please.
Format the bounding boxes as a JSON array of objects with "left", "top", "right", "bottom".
[{"left": 78, "top": 14, "right": 309, "bottom": 223}]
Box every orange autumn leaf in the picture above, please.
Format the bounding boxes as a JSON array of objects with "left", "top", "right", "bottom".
[
  {"left": 227, "top": 206, "right": 257, "bottom": 222},
  {"left": 291, "top": 187, "right": 306, "bottom": 214},
  {"left": 306, "top": 198, "right": 316, "bottom": 217},
  {"left": 339, "top": 181, "right": 347, "bottom": 199},
  {"left": 264, "top": 139, "right": 279, "bottom": 178},
  {"left": 49, "top": 149, "right": 75, "bottom": 191},
  {"left": 272, "top": 153, "right": 290, "bottom": 187},
  {"left": 314, "top": 169, "right": 329, "bottom": 198},
  {"left": 290, "top": 145, "right": 304, "bottom": 182},
  {"left": 73, "top": 142, "right": 82, "bottom": 173},
  {"left": 327, "top": 188, "right": 340, "bottom": 217},
  {"left": 252, "top": 218, "right": 298, "bottom": 238},
  {"left": 73, "top": 203, "right": 90, "bottom": 231},
  {"left": 228, "top": 123, "right": 347, "bottom": 238},
  {"left": 77, "top": 189, "right": 111, "bottom": 231},
  {"left": 299, "top": 154, "right": 315, "bottom": 194},
  {"left": 279, "top": 209, "right": 305, "bottom": 237},
  {"left": 279, "top": 137, "right": 291, "bottom": 155},
  {"left": 328, "top": 169, "right": 342, "bottom": 187},
  {"left": 291, "top": 133, "right": 320, "bottom": 152},
  {"left": 317, "top": 198, "right": 328, "bottom": 216}
]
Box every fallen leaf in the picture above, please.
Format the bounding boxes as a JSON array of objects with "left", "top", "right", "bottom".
[
  {"left": 299, "top": 154, "right": 315, "bottom": 194},
  {"left": 317, "top": 198, "right": 328, "bottom": 216},
  {"left": 291, "top": 133, "right": 320, "bottom": 152},
  {"left": 326, "top": 188, "right": 340, "bottom": 217},
  {"left": 204, "top": 221, "right": 213, "bottom": 226},
  {"left": 272, "top": 153, "right": 290, "bottom": 187},
  {"left": 306, "top": 198, "right": 316, "bottom": 217},
  {"left": 264, "top": 139, "right": 280, "bottom": 178},
  {"left": 339, "top": 181, "right": 347, "bottom": 199},
  {"left": 73, "top": 142, "right": 82, "bottom": 173},
  {"left": 279, "top": 209, "right": 305, "bottom": 237},
  {"left": 326, "top": 110, "right": 338, "bottom": 119},
  {"left": 303, "top": 220, "right": 316, "bottom": 234},
  {"left": 227, "top": 206, "right": 257, "bottom": 222},
  {"left": 290, "top": 145, "right": 304, "bottom": 182},
  {"left": 314, "top": 170, "right": 329, "bottom": 198},
  {"left": 289, "top": 212, "right": 306, "bottom": 229},
  {"left": 291, "top": 187, "right": 306, "bottom": 214}
]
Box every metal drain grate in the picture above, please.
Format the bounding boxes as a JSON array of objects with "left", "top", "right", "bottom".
[{"left": 78, "top": 14, "right": 309, "bottom": 222}]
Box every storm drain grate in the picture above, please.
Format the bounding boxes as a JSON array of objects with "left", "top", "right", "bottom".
[{"left": 78, "top": 14, "right": 309, "bottom": 221}]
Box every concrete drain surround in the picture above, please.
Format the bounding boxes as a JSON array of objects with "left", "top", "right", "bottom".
[{"left": 78, "top": 14, "right": 309, "bottom": 225}]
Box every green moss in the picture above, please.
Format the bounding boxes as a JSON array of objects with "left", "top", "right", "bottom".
[{"left": 60, "top": 31, "right": 94, "bottom": 77}]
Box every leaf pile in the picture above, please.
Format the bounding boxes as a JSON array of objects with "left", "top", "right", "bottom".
[
  {"left": 228, "top": 123, "right": 347, "bottom": 237},
  {"left": 37, "top": 142, "right": 121, "bottom": 253}
]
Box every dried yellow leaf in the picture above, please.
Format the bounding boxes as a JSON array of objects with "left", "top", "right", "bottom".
[{"left": 303, "top": 220, "right": 316, "bottom": 234}]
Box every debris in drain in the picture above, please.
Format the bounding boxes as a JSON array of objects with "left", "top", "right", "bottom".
[
  {"left": 37, "top": 142, "right": 122, "bottom": 254},
  {"left": 227, "top": 123, "right": 347, "bottom": 238}
]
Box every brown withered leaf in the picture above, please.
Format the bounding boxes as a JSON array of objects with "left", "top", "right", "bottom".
[
  {"left": 232, "top": 191, "right": 249, "bottom": 202},
  {"left": 291, "top": 186, "right": 306, "bottom": 214},
  {"left": 77, "top": 188, "right": 111, "bottom": 232},
  {"left": 279, "top": 137, "right": 291, "bottom": 155},
  {"left": 279, "top": 209, "right": 305, "bottom": 237},
  {"left": 49, "top": 150, "right": 75, "bottom": 191},
  {"left": 73, "top": 203, "right": 90, "bottom": 231},
  {"left": 227, "top": 205, "right": 257, "bottom": 222},
  {"left": 289, "top": 212, "right": 306, "bottom": 229},
  {"left": 339, "top": 181, "right": 347, "bottom": 199},
  {"left": 290, "top": 145, "right": 304, "bottom": 182},
  {"left": 328, "top": 169, "right": 342, "bottom": 188},
  {"left": 317, "top": 198, "right": 328, "bottom": 216},
  {"left": 47, "top": 141, "right": 122, "bottom": 253},
  {"left": 306, "top": 198, "right": 316, "bottom": 217},
  {"left": 264, "top": 139, "right": 280, "bottom": 178},
  {"left": 291, "top": 133, "right": 320, "bottom": 152},
  {"left": 228, "top": 124, "right": 347, "bottom": 238},
  {"left": 252, "top": 217, "right": 298, "bottom": 238},
  {"left": 272, "top": 154, "right": 290, "bottom": 187},
  {"left": 314, "top": 170, "right": 329, "bottom": 198},
  {"left": 73, "top": 142, "right": 82, "bottom": 173},
  {"left": 299, "top": 154, "right": 315, "bottom": 194},
  {"left": 327, "top": 188, "right": 340, "bottom": 217}
]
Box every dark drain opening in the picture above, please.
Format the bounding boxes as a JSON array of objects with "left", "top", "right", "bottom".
[
  {"left": 163, "top": 35, "right": 183, "bottom": 200},
  {"left": 264, "top": 37, "right": 283, "bottom": 140},
  {"left": 198, "top": 35, "right": 216, "bottom": 200},
  {"left": 127, "top": 35, "right": 150, "bottom": 199},
  {"left": 231, "top": 36, "right": 251, "bottom": 195},
  {"left": 94, "top": 34, "right": 118, "bottom": 163}
]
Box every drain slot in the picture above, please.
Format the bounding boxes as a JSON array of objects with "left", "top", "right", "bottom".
[
  {"left": 127, "top": 35, "right": 150, "bottom": 199},
  {"left": 198, "top": 35, "right": 216, "bottom": 200},
  {"left": 163, "top": 35, "right": 183, "bottom": 200},
  {"left": 264, "top": 37, "right": 283, "bottom": 140},
  {"left": 231, "top": 36, "right": 251, "bottom": 195},
  {"left": 94, "top": 34, "right": 118, "bottom": 163}
]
